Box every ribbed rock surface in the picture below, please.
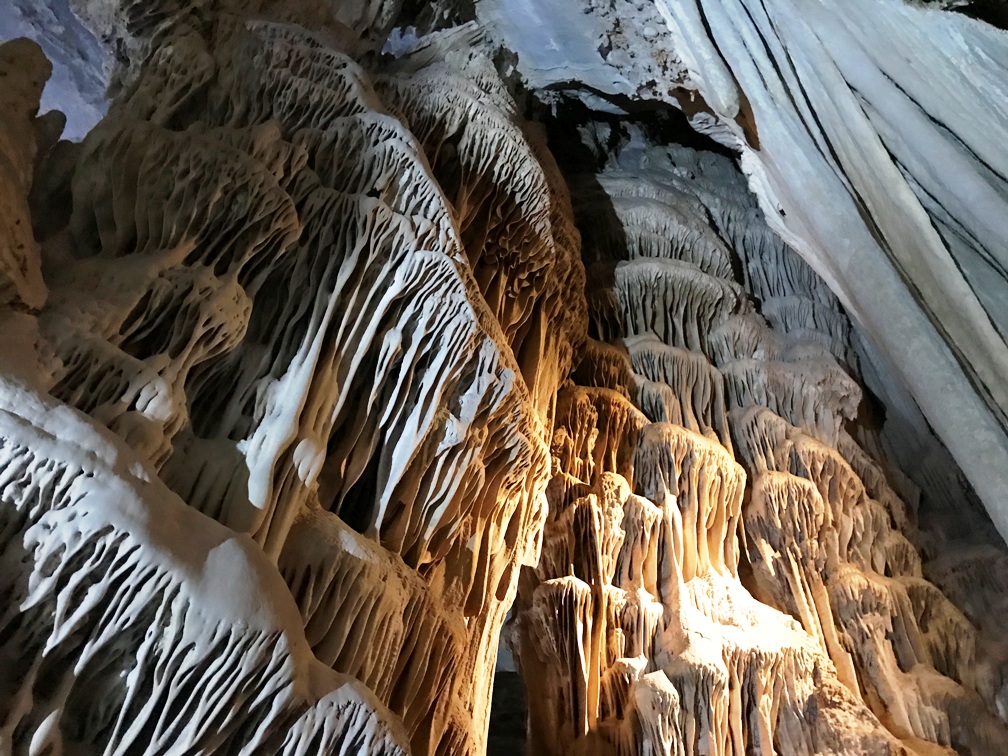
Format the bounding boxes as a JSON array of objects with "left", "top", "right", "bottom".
[
  {"left": 472, "top": 0, "right": 1008, "bottom": 624},
  {"left": 509, "top": 141, "right": 1008, "bottom": 754},
  {"left": 652, "top": 0, "right": 1008, "bottom": 551},
  {"left": 0, "top": 9, "right": 583, "bottom": 753},
  {"left": 4, "top": 2, "right": 1008, "bottom": 754}
]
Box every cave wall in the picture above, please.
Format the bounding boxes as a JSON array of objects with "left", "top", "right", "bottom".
[
  {"left": 507, "top": 134, "right": 1008, "bottom": 753},
  {"left": 472, "top": 0, "right": 1008, "bottom": 551},
  {"left": 2, "top": 1, "right": 1008, "bottom": 754},
  {"left": 653, "top": 0, "right": 1008, "bottom": 547},
  {"left": 0, "top": 4, "right": 584, "bottom": 751}
]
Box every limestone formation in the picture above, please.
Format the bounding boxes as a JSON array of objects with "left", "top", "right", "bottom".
[
  {"left": 508, "top": 141, "right": 1008, "bottom": 755},
  {"left": 0, "top": 38, "right": 51, "bottom": 310},
  {"left": 3, "top": 1, "right": 1008, "bottom": 755},
  {"left": 651, "top": 0, "right": 1008, "bottom": 550},
  {"left": 0, "top": 10, "right": 581, "bottom": 754},
  {"left": 473, "top": 0, "right": 1008, "bottom": 568},
  {"left": 0, "top": 374, "right": 408, "bottom": 756}
]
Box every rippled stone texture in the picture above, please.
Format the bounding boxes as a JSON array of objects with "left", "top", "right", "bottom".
[
  {"left": 4, "top": 1, "right": 1008, "bottom": 754},
  {"left": 0, "top": 8, "right": 583, "bottom": 753}
]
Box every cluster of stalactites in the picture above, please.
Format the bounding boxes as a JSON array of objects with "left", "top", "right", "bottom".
[
  {"left": 510, "top": 142, "right": 910, "bottom": 755},
  {"left": 514, "top": 137, "right": 1008, "bottom": 754},
  {"left": 689, "top": 143, "right": 1008, "bottom": 751},
  {"left": 0, "top": 377, "right": 412, "bottom": 756},
  {"left": 1, "top": 11, "right": 588, "bottom": 755},
  {"left": 735, "top": 402, "right": 1008, "bottom": 749},
  {"left": 518, "top": 414, "right": 762, "bottom": 755}
]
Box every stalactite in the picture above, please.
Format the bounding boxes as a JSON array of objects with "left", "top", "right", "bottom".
[
  {"left": 511, "top": 140, "right": 1008, "bottom": 755},
  {"left": 0, "top": 12, "right": 583, "bottom": 753}
]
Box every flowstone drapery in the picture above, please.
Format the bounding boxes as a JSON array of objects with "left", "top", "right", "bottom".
[
  {"left": 4, "top": 1, "right": 1008, "bottom": 753},
  {"left": 0, "top": 9, "right": 583, "bottom": 752},
  {"left": 472, "top": 0, "right": 1008, "bottom": 577},
  {"left": 507, "top": 141, "right": 1008, "bottom": 754}
]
